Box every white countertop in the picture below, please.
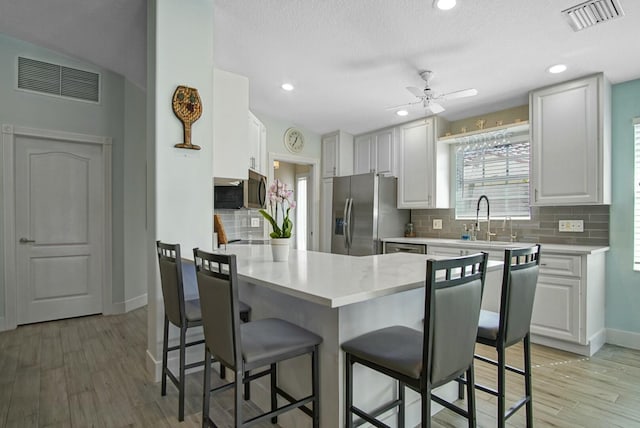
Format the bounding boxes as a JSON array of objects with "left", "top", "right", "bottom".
[
  {"left": 381, "top": 237, "right": 610, "bottom": 255},
  {"left": 221, "top": 245, "right": 502, "bottom": 308}
]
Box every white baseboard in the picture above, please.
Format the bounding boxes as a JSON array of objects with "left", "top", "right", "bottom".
[
  {"left": 111, "top": 293, "right": 148, "bottom": 314},
  {"left": 606, "top": 328, "right": 640, "bottom": 350}
]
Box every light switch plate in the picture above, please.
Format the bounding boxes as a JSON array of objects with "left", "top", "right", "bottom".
[
  {"left": 251, "top": 217, "right": 260, "bottom": 228},
  {"left": 558, "top": 219, "right": 584, "bottom": 232},
  {"left": 433, "top": 219, "right": 443, "bottom": 230}
]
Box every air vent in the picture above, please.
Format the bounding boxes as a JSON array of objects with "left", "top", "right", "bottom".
[
  {"left": 562, "top": 0, "right": 624, "bottom": 31},
  {"left": 18, "top": 57, "right": 100, "bottom": 102}
]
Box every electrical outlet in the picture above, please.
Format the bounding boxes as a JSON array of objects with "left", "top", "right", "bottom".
[
  {"left": 251, "top": 217, "right": 260, "bottom": 228},
  {"left": 558, "top": 219, "right": 584, "bottom": 232},
  {"left": 433, "top": 219, "right": 443, "bottom": 230}
]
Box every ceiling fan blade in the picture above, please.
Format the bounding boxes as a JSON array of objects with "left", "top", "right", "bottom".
[
  {"left": 439, "top": 88, "right": 478, "bottom": 100},
  {"left": 426, "top": 102, "right": 445, "bottom": 114},
  {"left": 384, "top": 100, "right": 422, "bottom": 111},
  {"left": 406, "top": 86, "right": 425, "bottom": 97}
]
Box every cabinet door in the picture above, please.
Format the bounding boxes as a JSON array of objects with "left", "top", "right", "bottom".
[
  {"left": 322, "top": 134, "right": 339, "bottom": 178},
  {"left": 531, "top": 75, "right": 600, "bottom": 205},
  {"left": 375, "top": 129, "right": 394, "bottom": 176},
  {"left": 320, "top": 178, "right": 333, "bottom": 252},
  {"left": 354, "top": 134, "right": 374, "bottom": 175},
  {"left": 397, "top": 118, "right": 434, "bottom": 208},
  {"left": 248, "top": 112, "right": 263, "bottom": 172},
  {"left": 530, "top": 275, "right": 581, "bottom": 342}
]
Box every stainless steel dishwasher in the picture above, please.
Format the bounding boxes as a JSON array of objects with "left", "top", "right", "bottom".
[{"left": 383, "top": 242, "right": 427, "bottom": 254}]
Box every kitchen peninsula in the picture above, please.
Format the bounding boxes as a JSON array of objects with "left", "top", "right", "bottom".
[{"left": 221, "top": 244, "right": 502, "bottom": 427}]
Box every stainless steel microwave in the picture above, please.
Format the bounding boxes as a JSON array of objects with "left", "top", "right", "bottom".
[{"left": 214, "top": 170, "right": 267, "bottom": 209}]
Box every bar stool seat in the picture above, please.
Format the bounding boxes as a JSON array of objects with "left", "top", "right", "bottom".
[
  {"left": 242, "top": 318, "right": 322, "bottom": 368},
  {"left": 477, "top": 310, "right": 500, "bottom": 341},
  {"left": 342, "top": 326, "right": 423, "bottom": 379}
]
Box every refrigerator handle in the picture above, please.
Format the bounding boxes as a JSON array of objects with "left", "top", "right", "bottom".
[
  {"left": 343, "top": 198, "right": 350, "bottom": 249},
  {"left": 347, "top": 197, "right": 354, "bottom": 248}
]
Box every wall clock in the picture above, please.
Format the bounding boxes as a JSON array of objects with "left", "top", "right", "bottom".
[{"left": 284, "top": 127, "right": 304, "bottom": 153}]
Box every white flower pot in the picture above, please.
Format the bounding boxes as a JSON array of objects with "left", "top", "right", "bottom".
[{"left": 270, "top": 238, "right": 290, "bottom": 262}]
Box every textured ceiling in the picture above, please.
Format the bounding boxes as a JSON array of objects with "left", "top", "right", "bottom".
[{"left": 1, "top": 0, "right": 639, "bottom": 135}]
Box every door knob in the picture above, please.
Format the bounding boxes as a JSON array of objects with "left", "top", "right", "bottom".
[{"left": 19, "top": 238, "right": 35, "bottom": 243}]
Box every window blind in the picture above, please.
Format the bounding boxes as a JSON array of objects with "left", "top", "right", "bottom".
[
  {"left": 455, "top": 131, "right": 530, "bottom": 219},
  {"left": 633, "top": 119, "right": 640, "bottom": 271}
]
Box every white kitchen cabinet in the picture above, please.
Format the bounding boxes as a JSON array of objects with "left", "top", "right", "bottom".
[
  {"left": 396, "top": 117, "right": 449, "bottom": 209},
  {"left": 530, "top": 73, "right": 611, "bottom": 205},
  {"left": 321, "top": 131, "right": 353, "bottom": 178},
  {"left": 320, "top": 178, "right": 334, "bottom": 252},
  {"left": 354, "top": 129, "right": 395, "bottom": 176},
  {"left": 213, "top": 68, "right": 249, "bottom": 180},
  {"left": 248, "top": 111, "right": 266, "bottom": 174},
  {"left": 530, "top": 251, "right": 606, "bottom": 355}
]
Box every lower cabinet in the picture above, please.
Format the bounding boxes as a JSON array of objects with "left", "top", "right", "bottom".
[{"left": 424, "top": 243, "right": 606, "bottom": 356}]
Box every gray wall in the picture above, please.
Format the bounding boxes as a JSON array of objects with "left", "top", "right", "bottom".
[{"left": 0, "top": 33, "right": 146, "bottom": 320}]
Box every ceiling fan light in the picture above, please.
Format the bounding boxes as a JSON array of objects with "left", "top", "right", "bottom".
[
  {"left": 435, "top": 0, "right": 456, "bottom": 10},
  {"left": 547, "top": 64, "right": 567, "bottom": 74},
  {"left": 396, "top": 110, "right": 409, "bottom": 117}
]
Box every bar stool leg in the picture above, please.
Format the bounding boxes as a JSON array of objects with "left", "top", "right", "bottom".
[
  {"left": 161, "top": 316, "right": 169, "bottom": 396},
  {"left": 202, "top": 350, "right": 212, "bottom": 428},
  {"left": 466, "top": 364, "right": 477, "bottom": 428},
  {"left": 497, "top": 346, "right": 506, "bottom": 428},
  {"left": 422, "top": 386, "right": 432, "bottom": 427},
  {"left": 398, "top": 381, "right": 405, "bottom": 427},
  {"left": 179, "top": 325, "right": 186, "bottom": 421},
  {"left": 234, "top": 369, "right": 243, "bottom": 427},
  {"left": 312, "top": 346, "right": 320, "bottom": 428},
  {"left": 345, "top": 352, "right": 353, "bottom": 428},
  {"left": 524, "top": 335, "right": 534, "bottom": 428},
  {"left": 270, "top": 363, "right": 278, "bottom": 424}
]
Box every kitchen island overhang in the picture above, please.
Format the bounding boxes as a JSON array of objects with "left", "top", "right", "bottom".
[{"left": 222, "top": 244, "right": 503, "bottom": 427}]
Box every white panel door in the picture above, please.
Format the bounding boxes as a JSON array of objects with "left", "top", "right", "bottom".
[{"left": 15, "top": 137, "right": 104, "bottom": 324}]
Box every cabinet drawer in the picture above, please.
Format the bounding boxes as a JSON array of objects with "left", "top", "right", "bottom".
[{"left": 539, "top": 254, "right": 581, "bottom": 277}]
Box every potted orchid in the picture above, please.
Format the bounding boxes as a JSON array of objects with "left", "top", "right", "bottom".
[{"left": 259, "top": 179, "right": 296, "bottom": 261}]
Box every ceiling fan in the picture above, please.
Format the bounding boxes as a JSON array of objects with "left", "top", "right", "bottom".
[{"left": 388, "top": 70, "right": 478, "bottom": 114}]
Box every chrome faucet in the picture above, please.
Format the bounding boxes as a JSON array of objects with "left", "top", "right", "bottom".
[{"left": 476, "top": 195, "right": 495, "bottom": 242}]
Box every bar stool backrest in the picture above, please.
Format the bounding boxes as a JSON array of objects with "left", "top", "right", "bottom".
[
  {"left": 424, "top": 253, "right": 488, "bottom": 388},
  {"left": 156, "top": 241, "right": 186, "bottom": 327},
  {"left": 193, "top": 248, "right": 242, "bottom": 372},
  {"left": 500, "top": 245, "right": 541, "bottom": 348}
]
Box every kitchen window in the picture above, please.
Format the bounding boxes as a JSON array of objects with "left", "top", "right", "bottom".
[
  {"left": 634, "top": 119, "right": 640, "bottom": 271},
  {"left": 454, "top": 129, "right": 530, "bottom": 220}
]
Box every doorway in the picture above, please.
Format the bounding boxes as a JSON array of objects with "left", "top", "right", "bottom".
[
  {"left": 2, "top": 125, "right": 112, "bottom": 329},
  {"left": 268, "top": 152, "right": 320, "bottom": 251}
]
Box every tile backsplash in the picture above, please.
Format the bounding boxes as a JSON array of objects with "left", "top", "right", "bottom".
[
  {"left": 214, "top": 209, "right": 266, "bottom": 241},
  {"left": 410, "top": 205, "right": 609, "bottom": 246}
]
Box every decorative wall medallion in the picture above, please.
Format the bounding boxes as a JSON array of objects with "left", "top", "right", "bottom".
[{"left": 172, "top": 85, "right": 202, "bottom": 150}]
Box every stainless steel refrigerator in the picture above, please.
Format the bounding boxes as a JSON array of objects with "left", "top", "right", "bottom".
[{"left": 331, "top": 173, "right": 409, "bottom": 256}]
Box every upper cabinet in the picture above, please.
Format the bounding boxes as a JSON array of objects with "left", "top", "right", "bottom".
[
  {"left": 248, "top": 111, "right": 267, "bottom": 175},
  {"left": 322, "top": 131, "right": 353, "bottom": 178},
  {"left": 530, "top": 73, "right": 611, "bottom": 206},
  {"left": 354, "top": 128, "right": 395, "bottom": 176},
  {"left": 397, "top": 117, "right": 449, "bottom": 209},
  {"left": 213, "top": 69, "right": 249, "bottom": 180}
]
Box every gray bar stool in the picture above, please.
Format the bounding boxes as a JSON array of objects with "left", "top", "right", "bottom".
[
  {"left": 473, "top": 244, "right": 541, "bottom": 428},
  {"left": 194, "top": 248, "right": 322, "bottom": 428},
  {"left": 342, "top": 252, "right": 488, "bottom": 427},
  {"left": 156, "top": 241, "right": 251, "bottom": 421}
]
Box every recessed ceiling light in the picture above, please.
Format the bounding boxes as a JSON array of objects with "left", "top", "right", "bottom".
[
  {"left": 396, "top": 110, "right": 409, "bottom": 117},
  {"left": 547, "top": 64, "right": 567, "bottom": 74},
  {"left": 434, "top": 0, "right": 456, "bottom": 10},
  {"left": 281, "top": 83, "right": 294, "bottom": 91}
]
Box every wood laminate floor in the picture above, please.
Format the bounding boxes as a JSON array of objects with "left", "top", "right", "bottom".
[{"left": 0, "top": 307, "right": 639, "bottom": 427}]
